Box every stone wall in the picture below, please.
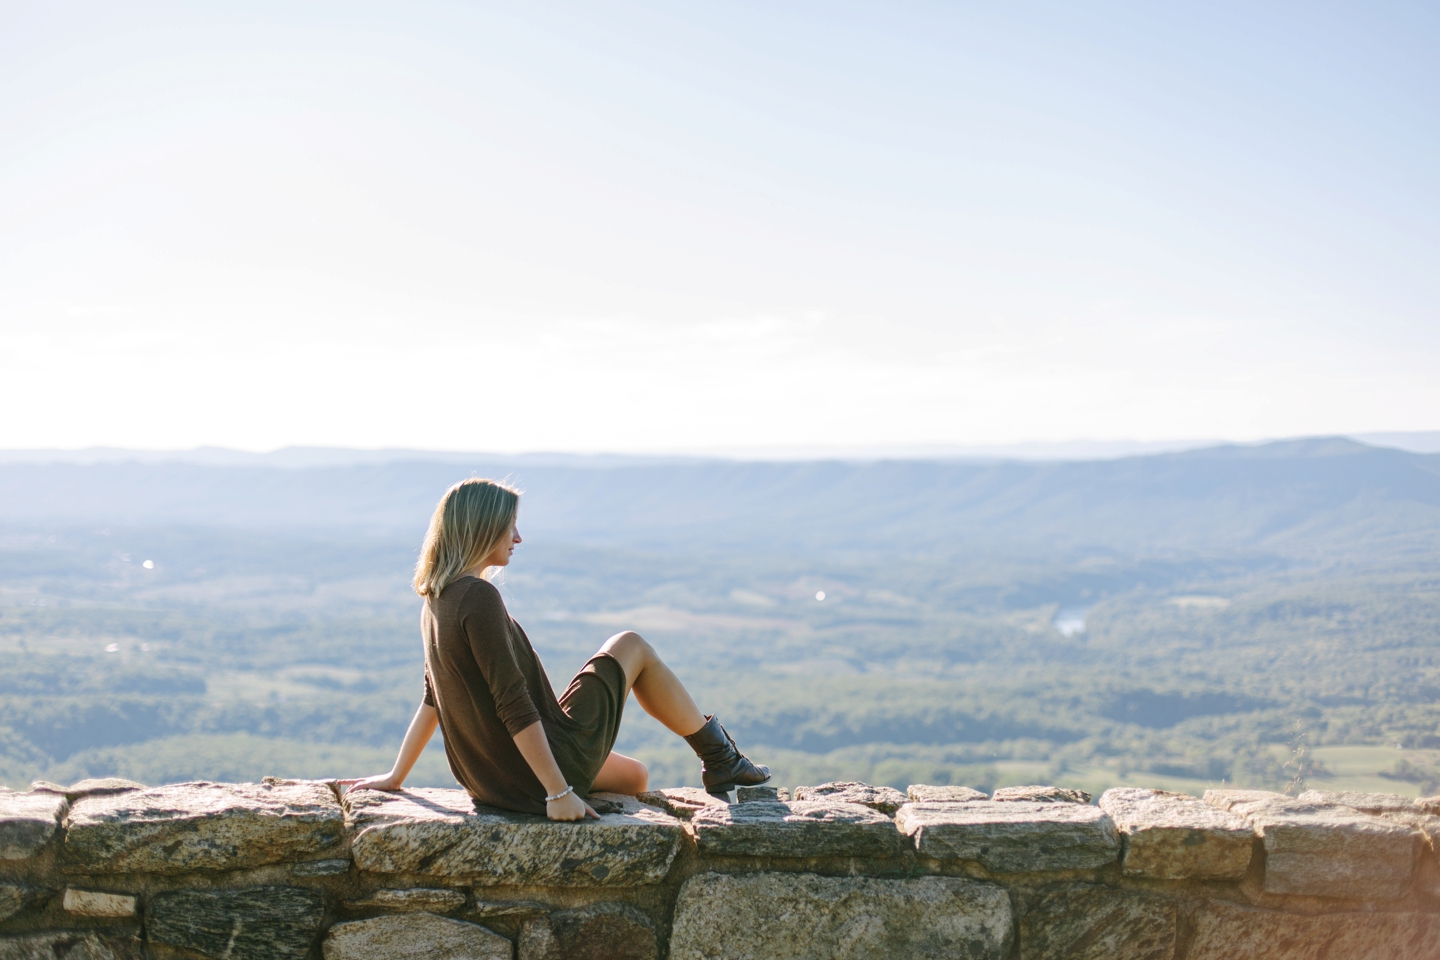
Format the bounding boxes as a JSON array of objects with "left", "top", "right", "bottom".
[{"left": 3, "top": 777, "right": 1439, "bottom": 959}]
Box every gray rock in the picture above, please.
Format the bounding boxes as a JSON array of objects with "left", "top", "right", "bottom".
[
  {"left": 992, "top": 785, "right": 1092, "bottom": 804},
  {"left": 736, "top": 785, "right": 789, "bottom": 802},
  {"left": 669, "top": 872, "right": 1013, "bottom": 960},
  {"left": 324, "top": 915, "right": 509, "bottom": 960},
  {"left": 346, "top": 788, "right": 682, "bottom": 885},
  {"left": 472, "top": 899, "right": 551, "bottom": 920},
  {"left": 343, "top": 888, "right": 466, "bottom": 912},
  {"left": 688, "top": 800, "right": 907, "bottom": 858},
  {"left": 550, "top": 903, "right": 657, "bottom": 960},
  {"left": 907, "top": 784, "right": 988, "bottom": 802},
  {"left": 322, "top": 913, "right": 511, "bottom": 960},
  {"left": 1187, "top": 900, "right": 1440, "bottom": 959},
  {"left": 897, "top": 800, "right": 1119, "bottom": 872},
  {"left": 0, "top": 932, "right": 142, "bottom": 960},
  {"left": 1212, "top": 795, "right": 1422, "bottom": 899},
  {"left": 1202, "top": 789, "right": 1286, "bottom": 813},
  {"left": 1099, "top": 788, "right": 1254, "bottom": 880},
  {"left": 519, "top": 918, "right": 563, "bottom": 960},
  {"left": 792, "top": 781, "right": 908, "bottom": 815},
  {"left": 148, "top": 886, "right": 325, "bottom": 960},
  {"left": 635, "top": 787, "right": 726, "bottom": 820},
  {"left": 1299, "top": 790, "right": 1440, "bottom": 844},
  {"left": 29, "top": 779, "right": 143, "bottom": 801},
  {"left": 291, "top": 857, "right": 352, "bottom": 876},
  {"left": 1015, "top": 883, "right": 1176, "bottom": 960},
  {"left": 0, "top": 793, "right": 67, "bottom": 860},
  {"left": 62, "top": 888, "right": 136, "bottom": 917},
  {"left": 63, "top": 780, "right": 344, "bottom": 873},
  {"left": 0, "top": 884, "right": 47, "bottom": 923}
]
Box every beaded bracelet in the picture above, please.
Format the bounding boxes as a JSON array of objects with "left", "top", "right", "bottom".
[{"left": 544, "top": 785, "right": 575, "bottom": 803}]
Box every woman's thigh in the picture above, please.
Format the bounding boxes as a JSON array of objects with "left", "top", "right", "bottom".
[{"left": 589, "top": 750, "right": 648, "bottom": 795}]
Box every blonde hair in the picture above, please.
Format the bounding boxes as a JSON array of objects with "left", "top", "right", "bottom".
[{"left": 413, "top": 478, "right": 521, "bottom": 598}]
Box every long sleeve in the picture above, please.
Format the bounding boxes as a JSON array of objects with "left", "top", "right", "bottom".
[{"left": 461, "top": 580, "right": 542, "bottom": 736}]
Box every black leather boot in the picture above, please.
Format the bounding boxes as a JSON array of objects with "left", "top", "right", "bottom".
[{"left": 683, "top": 715, "right": 770, "bottom": 798}]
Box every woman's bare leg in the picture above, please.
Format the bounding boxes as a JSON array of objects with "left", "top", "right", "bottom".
[
  {"left": 600, "top": 631, "right": 706, "bottom": 737},
  {"left": 591, "top": 750, "right": 648, "bottom": 794}
]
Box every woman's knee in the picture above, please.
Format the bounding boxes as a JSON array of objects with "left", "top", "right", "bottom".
[{"left": 601, "top": 631, "right": 653, "bottom": 673}]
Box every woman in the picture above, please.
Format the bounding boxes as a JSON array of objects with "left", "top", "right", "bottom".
[{"left": 340, "top": 478, "right": 769, "bottom": 821}]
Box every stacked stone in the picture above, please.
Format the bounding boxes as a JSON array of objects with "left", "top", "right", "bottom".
[{"left": 2, "top": 777, "right": 1438, "bottom": 959}]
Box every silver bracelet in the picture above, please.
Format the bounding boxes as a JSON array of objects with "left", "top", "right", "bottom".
[{"left": 545, "top": 785, "right": 574, "bottom": 803}]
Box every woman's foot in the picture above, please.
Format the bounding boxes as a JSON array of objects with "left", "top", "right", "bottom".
[{"left": 683, "top": 715, "right": 771, "bottom": 798}]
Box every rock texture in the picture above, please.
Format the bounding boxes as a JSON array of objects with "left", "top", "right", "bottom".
[
  {"left": 0, "top": 792, "right": 67, "bottom": 860},
  {"left": 907, "top": 785, "right": 988, "bottom": 802},
  {"left": 3, "top": 777, "right": 1438, "bottom": 959},
  {"left": 736, "top": 785, "right": 788, "bottom": 802},
  {"left": 0, "top": 883, "right": 44, "bottom": 923},
  {"left": 1099, "top": 787, "right": 1254, "bottom": 880},
  {"left": 0, "top": 932, "right": 142, "bottom": 960},
  {"left": 670, "top": 872, "right": 1013, "bottom": 960},
  {"left": 792, "top": 781, "right": 908, "bottom": 815},
  {"left": 897, "top": 800, "right": 1119, "bottom": 872},
  {"left": 1187, "top": 900, "right": 1440, "bottom": 960},
  {"left": 992, "top": 785, "right": 1092, "bottom": 804},
  {"left": 1206, "top": 792, "right": 1423, "bottom": 899},
  {"left": 1014, "top": 883, "right": 1176, "bottom": 960},
  {"left": 548, "top": 903, "right": 658, "bottom": 960},
  {"left": 519, "top": 917, "right": 563, "bottom": 960},
  {"left": 346, "top": 788, "right": 682, "bottom": 885},
  {"left": 62, "top": 888, "right": 136, "bottom": 917},
  {"left": 322, "top": 913, "right": 511, "bottom": 960},
  {"left": 29, "top": 780, "right": 143, "bottom": 801},
  {"left": 688, "top": 800, "right": 906, "bottom": 858},
  {"left": 63, "top": 781, "right": 344, "bottom": 873},
  {"left": 635, "top": 787, "right": 726, "bottom": 820},
  {"left": 291, "top": 858, "right": 351, "bottom": 876},
  {"left": 341, "top": 887, "right": 466, "bottom": 912},
  {"left": 147, "top": 886, "right": 326, "bottom": 960}
]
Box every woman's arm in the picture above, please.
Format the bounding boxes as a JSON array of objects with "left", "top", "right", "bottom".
[
  {"left": 512, "top": 720, "right": 598, "bottom": 821},
  {"left": 338, "top": 703, "right": 439, "bottom": 794}
]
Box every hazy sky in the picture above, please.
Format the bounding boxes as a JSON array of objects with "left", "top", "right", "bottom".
[{"left": 2, "top": 1, "right": 1437, "bottom": 453}]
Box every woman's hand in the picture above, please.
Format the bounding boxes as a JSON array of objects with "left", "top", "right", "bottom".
[
  {"left": 546, "top": 791, "right": 599, "bottom": 821},
  {"left": 336, "top": 771, "right": 404, "bottom": 795}
]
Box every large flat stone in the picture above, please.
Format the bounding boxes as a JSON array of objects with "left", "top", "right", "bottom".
[
  {"left": 322, "top": 913, "right": 511, "bottom": 960},
  {"left": 992, "top": 785, "right": 1091, "bottom": 804},
  {"left": 63, "top": 780, "right": 344, "bottom": 873},
  {"left": 148, "top": 886, "right": 325, "bottom": 960},
  {"left": 897, "top": 800, "right": 1120, "bottom": 872},
  {"left": 346, "top": 788, "right": 682, "bottom": 885},
  {"left": 1210, "top": 795, "right": 1422, "bottom": 899},
  {"left": 1014, "top": 883, "right": 1176, "bottom": 960},
  {"left": 670, "top": 872, "right": 1013, "bottom": 960},
  {"left": 0, "top": 793, "right": 67, "bottom": 860},
  {"left": 908, "top": 785, "right": 988, "bottom": 802},
  {"left": 0, "top": 932, "right": 142, "bottom": 960},
  {"left": 792, "top": 782, "right": 908, "bottom": 815},
  {"left": 1099, "top": 788, "right": 1254, "bottom": 880},
  {"left": 1299, "top": 790, "right": 1440, "bottom": 842},
  {"left": 635, "top": 787, "right": 726, "bottom": 820},
  {"left": 688, "top": 799, "right": 907, "bottom": 858},
  {"left": 29, "top": 779, "right": 143, "bottom": 801},
  {"left": 1187, "top": 900, "right": 1440, "bottom": 960},
  {"left": 549, "top": 903, "right": 657, "bottom": 960},
  {"left": 341, "top": 888, "right": 466, "bottom": 912}
]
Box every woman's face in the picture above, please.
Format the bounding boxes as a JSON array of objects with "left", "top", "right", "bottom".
[{"left": 481, "top": 521, "right": 522, "bottom": 569}]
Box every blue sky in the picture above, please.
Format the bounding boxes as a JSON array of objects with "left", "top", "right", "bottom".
[{"left": 2, "top": 1, "right": 1436, "bottom": 452}]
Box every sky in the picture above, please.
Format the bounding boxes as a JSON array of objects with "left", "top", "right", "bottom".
[{"left": 2, "top": 1, "right": 1437, "bottom": 454}]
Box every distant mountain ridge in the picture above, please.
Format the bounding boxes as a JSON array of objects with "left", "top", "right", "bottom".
[
  {"left": 1, "top": 438, "right": 1436, "bottom": 562},
  {"left": 2, "top": 430, "right": 1437, "bottom": 467}
]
